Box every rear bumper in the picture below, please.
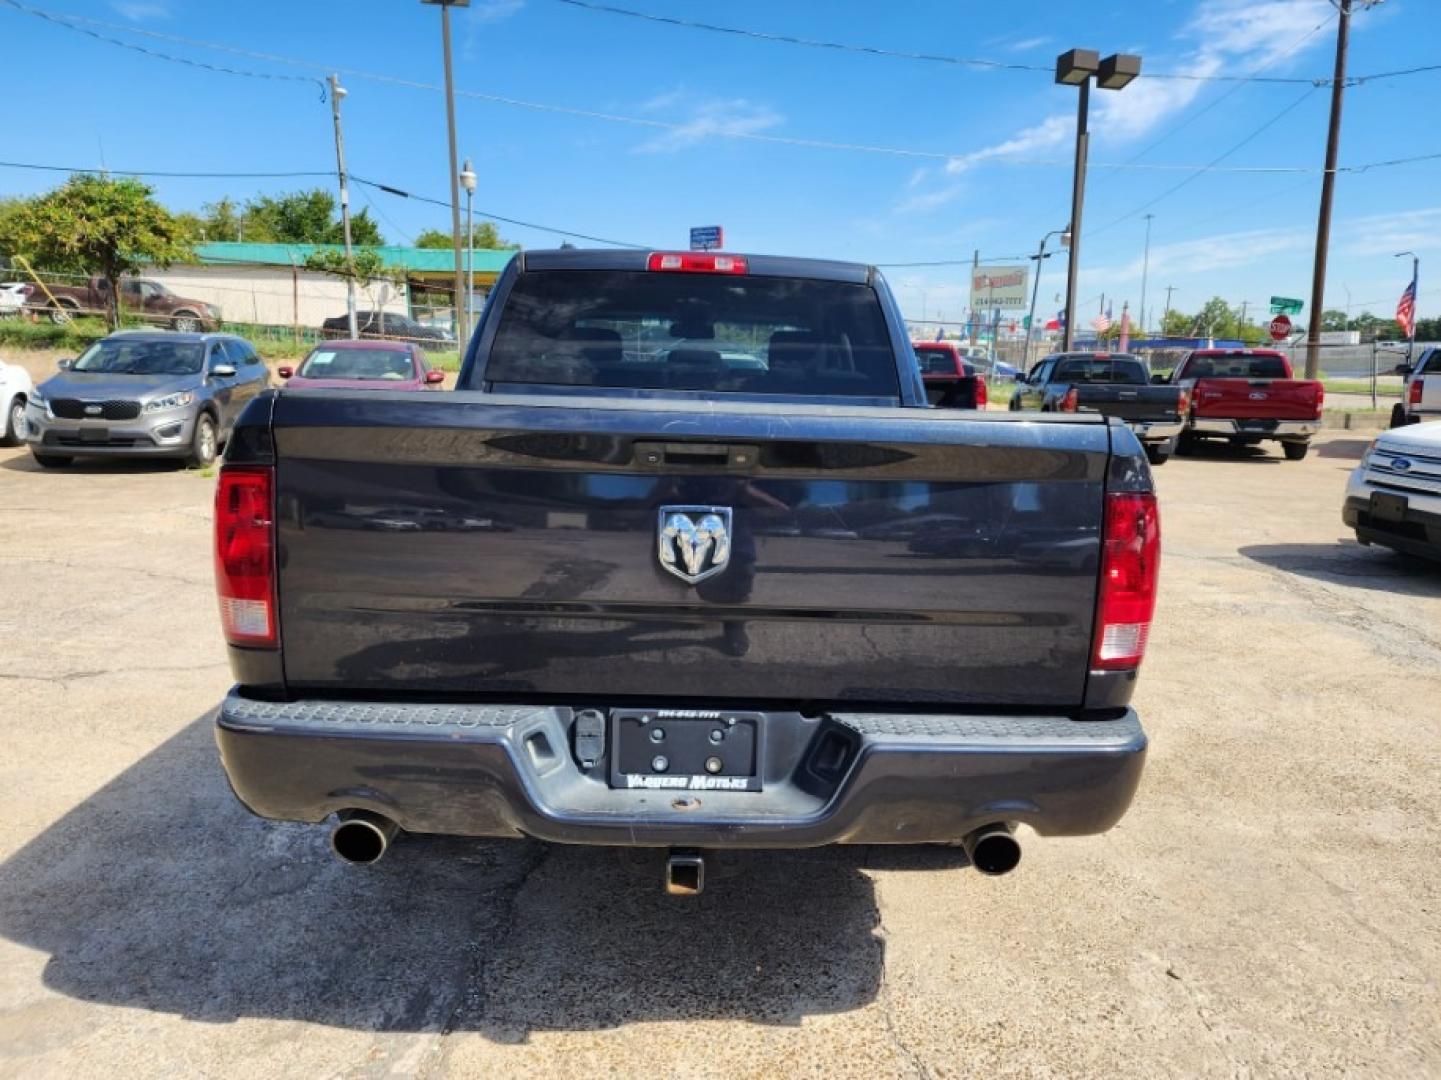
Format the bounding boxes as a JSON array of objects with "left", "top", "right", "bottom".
[
  {"left": 1127, "top": 419, "right": 1184, "bottom": 443},
  {"left": 214, "top": 691, "right": 1148, "bottom": 847},
  {"left": 1189, "top": 417, "right": 1319, "bottom": 440}
]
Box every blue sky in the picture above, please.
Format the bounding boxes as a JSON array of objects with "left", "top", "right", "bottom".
[{"left": 2, "top": 0, "right": 1438, "bottom": 326}]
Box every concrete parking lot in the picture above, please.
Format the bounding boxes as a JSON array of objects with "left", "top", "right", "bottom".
[{"left": 1, "top": 353, "right": 1438, "bottom": 1077}]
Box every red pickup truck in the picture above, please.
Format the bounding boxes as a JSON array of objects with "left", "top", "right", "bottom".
[{"left": 1169, "top": 348, "right": 1324, "bottom": 461}]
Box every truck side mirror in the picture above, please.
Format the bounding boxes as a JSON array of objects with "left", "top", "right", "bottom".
[
  {"left": 424, "top": 370, "right": 446, "bottom": 385},
  {"left": 1393, "top": 364, "right": 1414, "bottom": 377},
  {"left": 277, "top": 366, "right": 294, "bottom": 379},
  {"left": 56, "top": 358, "right": 74, "bottom": 370},
  {"left": 209, "top": 363, "right": 237, "bottom": 378},
  {"left": 1150, "top": 373, "right": 1168, "bottom": 384}
]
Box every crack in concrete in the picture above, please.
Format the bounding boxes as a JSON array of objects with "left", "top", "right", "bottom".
[
  {"left": 871, "top": 877, "right": 930, "bottom": 1080},
  {"left": 0, "top": 662, "right": 228, "bottom": 687}
]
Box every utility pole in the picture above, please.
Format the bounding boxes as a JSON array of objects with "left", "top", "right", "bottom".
[
  {"left": 1139, "top": 213, "right": 1154, "bottom": 335},
  {"left": 328, "top": 74, "right": 358, "bottom": 340},
  {"left": 1062, "top": 75, "right": 1089, "bottom": 353},
  {"left": 1163, "top": 285, "right": 1176, "bottom": 338},
  {"left": 968, "top": 250, "right": 979, "bottom": 346},
  {"left": 1238, "top": 300, "right": 1249, "bottom": 340},
  {"left": 1305, "top": 0, "right": 1354, "bottom": 379},
  {"left": 424, "top": 0, "right": 469, "bottom": 348}
]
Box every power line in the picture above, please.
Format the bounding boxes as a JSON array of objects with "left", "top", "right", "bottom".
[
  {"left": 548, "top": 0, "right": 1434, "bottom": 87},
  {"left": 0, "top": 0, "right": 326, "bottom": 96},
  {"left": 350, "top": 176, "right": 650, "bottom": 248},
  {"left": 6, "top": 1, "right": 1435, "bottom": 168},
  {"left": 0, "top": 160, "right": 335, "bottom": 179}
]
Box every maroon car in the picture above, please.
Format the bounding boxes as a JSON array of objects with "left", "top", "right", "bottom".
[{"left": 278, "top": 341, "right": 446, "bottom": 390}]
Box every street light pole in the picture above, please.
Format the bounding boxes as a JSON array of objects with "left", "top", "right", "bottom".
[
  {"left": 460, "top": 158, "right": 476, "bottom": 348},
  {"left": 1139, "top": 213, "right": 1154, "bottom": 335},
  {"left": 1024, "top": 228, "right": 1067, "bottom": 372},
  {"left": 1055, "top": 49, "right": 1141, "bottom": 353},
  {"left": 327, "top": 74, "right": 358, "bottom": 340},
  {"left": 423, "top": 0, "right": 470, "bottom": 347}
]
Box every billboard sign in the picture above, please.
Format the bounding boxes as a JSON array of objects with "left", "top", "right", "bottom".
[
  {"left": 971, "top": 265, "right": 1029, "bottom": 311},
  {"left": 689, "top": 226, "right": 724, "bottom": 251}
]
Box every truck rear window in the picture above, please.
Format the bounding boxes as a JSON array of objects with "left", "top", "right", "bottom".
[
  {"left": 482, "top": 270, "right": 901, "bottom": 399},
  {"left": 1184, "top": 354, "right": 1289, "bottom": 379},
  {"left": 1054, "top": 359, "right": 1148, "bottom": 385}
]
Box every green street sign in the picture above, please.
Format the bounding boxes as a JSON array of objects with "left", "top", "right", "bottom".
[{"left": 1269, "top": 296, "right": 1303, "bottom": 315}]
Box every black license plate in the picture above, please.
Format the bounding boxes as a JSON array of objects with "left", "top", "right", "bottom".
[
  {"left": 1238, "top": 420, "right": 1278, "bottom": 433},
  {"left": 609, "top": 710, "right": 762, "bottom": 792},
  {"left": 1370, "top": 491, "right": 1409, "bottom": 524},
  {"left": 79, "top": 427, "right": 109, "bottom": 442}
]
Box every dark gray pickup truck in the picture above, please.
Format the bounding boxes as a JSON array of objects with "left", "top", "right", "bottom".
[
  {"left": 1010, "top": 352, "right": 1188, "bottom": 465},
  {"left": 213, "top": 249, "right": 1157, "bottom": 893}
]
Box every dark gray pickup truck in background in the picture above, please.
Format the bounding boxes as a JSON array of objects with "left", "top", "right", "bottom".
[
  {"left": 1011, "top": 352, "right": 1188, "bottom": 465},
  {"left": 212, "top": 249, "right": 1158, "bottom": 893}
]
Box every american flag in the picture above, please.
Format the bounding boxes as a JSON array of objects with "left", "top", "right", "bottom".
[
  {"left": 1091, "top": 305, "right": 1113, "bottom": 333},
  {"left": 1397, "top": 277, "right": 1417, "bottom": 338}
]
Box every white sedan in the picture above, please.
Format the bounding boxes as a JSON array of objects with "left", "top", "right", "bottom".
[{"left": 0, "top": 356, "right": 33, "bottom": 446}]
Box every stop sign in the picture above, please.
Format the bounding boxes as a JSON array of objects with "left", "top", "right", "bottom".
[{"left": 1269, "top": 314, "right": 1292, "bottom": 341}]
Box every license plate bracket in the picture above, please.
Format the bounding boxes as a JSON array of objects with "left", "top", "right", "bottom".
[
  {"left": 1370, "top": 491, "right": 1409, "bottom": 524},
  {"left": 609, "top": 709, "right": 762, "bottom": 791},
  {"left": 79, "top": 427, "right": 109, "bottom": 442}
]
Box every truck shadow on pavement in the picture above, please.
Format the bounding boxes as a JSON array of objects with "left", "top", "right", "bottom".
[
  {"left": 0, "top": 711, "right": 955, "bottom": 1037},
  {"left": 1240, "top": 541, "right": 1441, "bottom": 596},
  {"left": 0, "top": 454, "right": 184, "bottom": 475}
]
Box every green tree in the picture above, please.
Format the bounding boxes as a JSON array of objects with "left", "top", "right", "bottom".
[
  {"left": 2, "top": 174, "right": 191, "bottom": 328},
  {"left": 240, "top": 189, "right": 383, "bottom": 246},
  {"left": 1161, "top": 308, "right": 1191, "bottom": 338},
  {"left": 415, "top": 221, "right": 515, "bottom": 249},
  {"left": 1320, "top": 309, "right": 1349, "bottom": 332}
]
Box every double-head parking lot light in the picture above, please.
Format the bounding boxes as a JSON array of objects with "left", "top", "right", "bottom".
[{"left": 1056, "top": 49, "right": 1142, "bottom": 351}]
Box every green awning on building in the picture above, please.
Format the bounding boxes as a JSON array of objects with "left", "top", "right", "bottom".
[{"left": 191, "top": 241, "right": 518, "bottom": 276}]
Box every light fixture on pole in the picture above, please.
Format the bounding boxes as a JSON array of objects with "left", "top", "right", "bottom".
[
  {"left": 421, "top": 0, "right": 470, "bottom": 348},
  {"left": 459, "top": 158, "right": 477, "bottom": 348},
  {"left": 1055, "top": 48, "right": 1141, "bottom": 352},
  {"left": 1024, "top": 227, "right": 1069, "bottom": 373}
]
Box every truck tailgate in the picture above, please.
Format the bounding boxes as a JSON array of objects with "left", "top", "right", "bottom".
[
  {"left": 1077, "top": 386, "right": 1182, "bottom": 423},
  {"left": 1192, "top": 378, "right": 1322, "bottom": 420},
  {"left": 271, "top": 393, "right": 1111, "bottom": 708}
]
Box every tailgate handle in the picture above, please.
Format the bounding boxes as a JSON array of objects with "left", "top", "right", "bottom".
[{"left": 634, "top": 442, "right": 759, "bottom": 469}]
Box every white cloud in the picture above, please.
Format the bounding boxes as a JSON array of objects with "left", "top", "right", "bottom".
[
  {"left": 943, "top": 115, "right": 1072, "bottom": 174},
  {"left": 1339, "top": 208, "right": 1441, "bottom": 257},
  {"left": 110, "top": 1, "right": 169, "bottom": 19},
  {"left": 635, "top": 99, "right": 784, "bottom": 153},
  {"left": 1009, "top": 36, "right": 1053, "bottom": 52}
]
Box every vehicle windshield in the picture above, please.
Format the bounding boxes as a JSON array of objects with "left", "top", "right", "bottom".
[
  {"left": 1185, "top": 354, "right": 1289, "bottom": 379},
  {"left": 483, "top": 269, "right": 900, "bottom": 399},
  {"left": 913, "top": 345, "right": 959, "bottom": 376},
  {"left": 72, "top": 339, "right": 204, "bottom": 375},
  {"left": 298, "top": 347, "right": 414, "bottom": 380},
  {"left": 1054, "top": 358, "right": 1148, "bottom": 384}
]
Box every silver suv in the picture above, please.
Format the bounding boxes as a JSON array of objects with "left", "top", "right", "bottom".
[{"left": 24, "top": 330, "right": 269, "bottom": 468}]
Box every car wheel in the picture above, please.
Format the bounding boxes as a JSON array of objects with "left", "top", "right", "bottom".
[
  {"left": 1282, "top": 441, "right": 1310, "bottom": 461},
  {"left": 187, "top": 413, "right": 218, "bottom": 468},
  {"left": 1174, "top": 433, "right": 1197, "bottom": 456},
  {"left": 171, "top": 311, "right": 202, "bottom": 333},
  {"left": 1390, "top": 403, "right": 1410, "bottom": 429},
  {"left": 1, "top": 395, "right": 25, "bottom": 446},
  {"left": 31, "top": 452, "right": 72, "bottom": 468},
  {"left": 48, "top": 301, "right": 76, "bottom": 325},
  {"left": 1144, "top": 441, "right": 1171, "bottom": 466}
]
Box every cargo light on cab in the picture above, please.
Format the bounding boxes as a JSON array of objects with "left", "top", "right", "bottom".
[{"left": 647, "top": 252, "right": 749, "bottom": 274}]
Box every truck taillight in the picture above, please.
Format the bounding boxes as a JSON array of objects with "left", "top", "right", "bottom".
[
  {"left": 1093, "top": 492, "right": 1160, "bottom": 671},
  {"left": 1059, "top": 387, "right": 1079, "bottom": 412},
  {"left": 1411, "top": 378, "right": 1425, "bottom": 406},
  {"left": 1315, "top": 383, "right": 1325, "bottom": 419},
  {"left": 975, "top": 375, "right": 988, "bottom": 409},
  {"left": 647, "top": 252, "right": 748, "bottom": 274},
  {"left": 1177, "top": 387, "right": 1191, "bottom": 414},
  {"left": 214, "top": 465, "right": 277, "bottom": 648}
]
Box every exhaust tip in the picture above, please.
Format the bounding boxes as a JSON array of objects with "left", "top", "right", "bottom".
[
  {"left": 330, "top": 810, "right": 398, "bottom": 865},
  {"left": 665, "top": 850, "right": 705, "bottom": 896},
  {"left": 964, "top": 824, "right": 1022, "bottom": 877}
]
